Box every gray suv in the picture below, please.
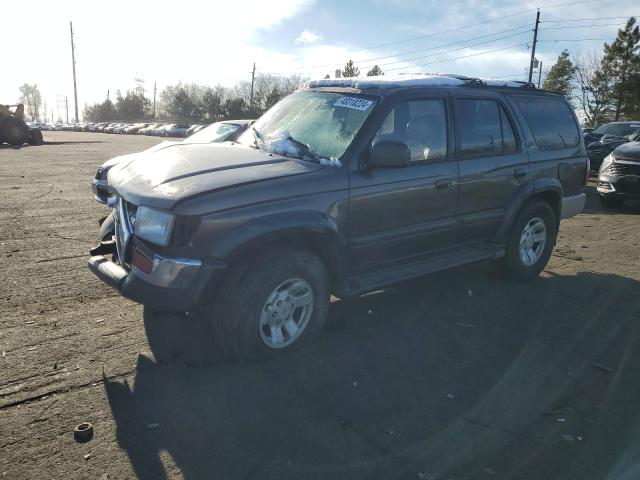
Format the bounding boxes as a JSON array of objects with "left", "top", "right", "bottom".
[{"left": 88, "top": 75, "right": 587, "bottom": 361}]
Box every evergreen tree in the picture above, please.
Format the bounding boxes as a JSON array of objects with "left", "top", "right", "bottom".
[
  {"left": 542, "top": 50, "right": 574, "bottom": 97},
  {"left": 342, "top": 60, "right": 360, "bottom": 78},
  {"left": 366, "top": 65, "right": 384, "bottom": 76},
  {"left": 599, "top": 17, "right": 640, "bottom": 120}
]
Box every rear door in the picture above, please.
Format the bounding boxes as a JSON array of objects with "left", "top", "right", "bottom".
[
  {"left": 348, "top": 93, "right": 460, "bottom": 270},
  {"left": 453, "top": 92, "right": 529, "bottom": 244}
]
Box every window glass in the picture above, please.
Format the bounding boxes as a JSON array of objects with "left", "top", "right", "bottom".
[
  {"left": 500, "top": 107, "right": 518, "bottom": 154},
  {"left": 458, "top": 99, "right": 503, "bottom": 157},
  {"left": 375, "top": 99, "right": 448, "bottom": 162},
  {"left": 513, "top": 96, "right": 580, "bottom": 150}
]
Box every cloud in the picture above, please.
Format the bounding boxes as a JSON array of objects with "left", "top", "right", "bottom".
[{"left": 295, "top": 29, "right": 323, "bottom": 44}]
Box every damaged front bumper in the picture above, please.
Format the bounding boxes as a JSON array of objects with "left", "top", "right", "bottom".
[{"left": 88, "top": 244, "right": 225, "bottom": 311}]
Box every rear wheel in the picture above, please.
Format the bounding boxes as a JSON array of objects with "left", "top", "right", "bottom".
[
  {"left": 1, "top": 117, "right": 29, "bottom": 146},
  {"left": 495, "top": 199, "right": 556, "bottom": 281},
  {"left": 203, "top": 249, "right": 330, "bottom": 362},
  {"left": 598, "top": 194, "right": 625, "bottom": 208}
]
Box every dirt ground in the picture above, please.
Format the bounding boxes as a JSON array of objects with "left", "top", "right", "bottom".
[{"left": 1, "top": 131, "right": 640, "bottom": 480}]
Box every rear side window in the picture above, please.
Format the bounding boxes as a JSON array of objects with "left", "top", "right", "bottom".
[
  {"left": 456, "top": 99, "right": 519, "bottom": 158},
  {"left": 513, "top": 96, "right": 580, "bottom": 150}
]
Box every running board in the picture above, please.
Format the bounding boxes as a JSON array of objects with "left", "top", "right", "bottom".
[{"left": 343, "top": 246, "right": 504, "bottom": 296}]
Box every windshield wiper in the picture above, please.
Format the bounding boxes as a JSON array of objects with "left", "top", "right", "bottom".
[
  {"left": 285, "top": 134, "right": 321, "bottom": 163},
  {"left": 252, "top": 127, "right": 266, "bottom": 151}
]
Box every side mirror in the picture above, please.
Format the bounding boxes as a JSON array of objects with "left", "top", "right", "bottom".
[{"left": 367, "top": 138, "right": 411, "bottom": 168}]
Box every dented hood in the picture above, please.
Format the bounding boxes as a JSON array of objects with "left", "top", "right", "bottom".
[{"left": 108, "top": 142, "right": 321, "bottom": 210}]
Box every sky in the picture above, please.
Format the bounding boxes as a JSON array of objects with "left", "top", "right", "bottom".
[{"left": 3, "top": 0, "right": 638, "bottom": 121}]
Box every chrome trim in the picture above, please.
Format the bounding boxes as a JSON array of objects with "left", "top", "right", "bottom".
[
  {"left": 115, "top": 198, "right": 133, "bottom": 266},
  {"left": 614, "top": 159, "right": 640, "bottom": 165},
  {"left": 131, "top": 252, "right": 201, "bottom": 288}
]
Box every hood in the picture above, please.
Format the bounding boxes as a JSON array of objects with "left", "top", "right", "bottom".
[
  {"left": 100, "top": 141, "right": 179, "bottom": 171},
  {"left": 108, "top": 142, "right": 322, "bottom": 210},
  {"left": 613, "top": 141, "right": 640, "bottom": 161}
]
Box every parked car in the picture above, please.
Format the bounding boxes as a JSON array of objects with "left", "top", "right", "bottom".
[
  {"left": 583, "top": 121, "right": 640, "bottom": 146},
  {"left": 113, "top": 124, "right": 130, "bottom": 134},
  {"left": 587, "top": 131, "right": 640, "bottom": 170},
  {"left": 138, "top": 123, "right": 161, "bottom": 135},
  {"left": 185, "top": 124, "right": 203, "bottom": 136},
  {"left": 90, "top": 120, "right": 252, "bottom": 207},
  {"left": 597, "top": 141, "right": 640, "bottom": 207},
  {"left": 162, "top": 123, "right": 191, "bottom": 137},
  {"left": 88, "top": 75, "right": 587, "bottom": 361},
  {"left": 124, "top": 123, "right": 148, "bottom": 134}
]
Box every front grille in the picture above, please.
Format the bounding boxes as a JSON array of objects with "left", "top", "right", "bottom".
[
  {"left": 115, "top": 198, "right": 135, "bottom": 268},
  {"left": 603, "top": 162, "right": 640, "bottom": 177}
]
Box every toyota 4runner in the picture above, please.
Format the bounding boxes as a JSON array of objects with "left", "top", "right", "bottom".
[{"left": 88, "top": 74, "right": 587, "bottom": 361}]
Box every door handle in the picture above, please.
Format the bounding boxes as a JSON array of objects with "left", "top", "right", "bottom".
[
  {"left": 435, "top": 178, "right": 452, "bottom": 189},
  {"left": 514, "top": 168, "right": 528, "bottom": 178}
]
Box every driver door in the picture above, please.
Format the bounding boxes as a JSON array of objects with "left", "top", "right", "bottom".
[{"left": 347, "top": 95, "right": 460, "bottom": 271}]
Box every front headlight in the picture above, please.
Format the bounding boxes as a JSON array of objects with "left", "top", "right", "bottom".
[
  {"left": 600, "top": 153, "right": 614, "bottom": 172},
  {"left": 135, "top": 206, "right": 175, "bottom": 246}
]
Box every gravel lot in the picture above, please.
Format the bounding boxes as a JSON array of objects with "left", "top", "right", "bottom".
[{"left": 1, "top": 131, "right": 640, "bottom": 480}]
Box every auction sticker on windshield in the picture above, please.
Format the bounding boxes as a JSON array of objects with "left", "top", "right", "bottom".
[{"left": 334, "top": 97, "right": 374, "bottom": 111}]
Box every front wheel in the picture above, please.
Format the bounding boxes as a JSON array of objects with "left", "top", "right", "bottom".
[
  {"left": 495, "top": 199, "right": 556, "bottom": 281},
  {"left": 204, "top": 249, "right": 330, "bottom": 362}
]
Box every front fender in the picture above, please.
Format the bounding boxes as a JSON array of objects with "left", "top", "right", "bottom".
[{"left": 209, "top": 211, "right": 348, "bottom": 281}]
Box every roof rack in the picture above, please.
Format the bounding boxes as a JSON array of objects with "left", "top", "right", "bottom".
[{"left": 306, "top": 74, "right": 538, "bottom": 91}]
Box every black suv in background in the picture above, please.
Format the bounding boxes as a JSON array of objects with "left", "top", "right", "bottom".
[{"left": 89, "top": 75, "right": 587, "bottom": 361}]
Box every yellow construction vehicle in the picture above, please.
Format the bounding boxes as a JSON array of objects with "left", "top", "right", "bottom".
[{"left": 0, "top": 103, "right": 44, "bottom": 146}]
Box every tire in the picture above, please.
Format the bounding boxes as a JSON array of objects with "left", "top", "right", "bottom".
[
  {"left": 598, "top": 194, "right": 625, "bottom": 208},
  {"left": 99, "top": 210, "right": 115, "bottom": 241},
  {"left": 28, "top": 129, "right": 44, "bottom": 145},
  {"left": 1, "top": 117, "right": 29, "bottom": 146},
  {"left": 204, "top": 249, "right": 330, "bottom": 362},
  {"left": 495, "top": 199, "right": 556, "bottom": 282}
]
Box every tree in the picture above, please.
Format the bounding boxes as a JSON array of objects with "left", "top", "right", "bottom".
[
  {"left": 366, "top": 65, "right": 384, "bottom": 76},
  {"left": 265, "top": 86, "right": 283, "bottom": 110},
  {"left": 599, "top": 17, "right": 640, "bottom": 120},
  {"left": 19, "top": 84, "right": 42, "bottom": 121},
  {"left": 573, "top": 52, "right": 612, "bottom": 126},
  {"left": 83, "top": 98, "right": 116, "bottom": 122},
  {"left": 342, "top": 60, "right": 360, "bottom": 78},
  {"left": 201, "top": 87, "right": 224, "bottom": 121},
  {"left": 115, "top": 91, "right": 151, "bottom": 121},
  {"left": 542, "top": 50, "right": 574, "bottom": 97},
  {"left": 223, "top": 97, "right": 247, "bottom": 119}
]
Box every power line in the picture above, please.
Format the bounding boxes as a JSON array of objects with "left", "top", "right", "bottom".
[
  {"left": 346, "top": 0, "right": 602, "bottom": 53},
  {"left": 258, "top": 30, "right": 533, "bottom": 76},
  {"left": 541, "top": 15, "right": 638, "bottom": 22},
  {"left": 270, "top": 24, "right": 532, "bottom": 72},
  {"left": 537, "top": 37, "right": 609, "bottom": 42},
  {"left": 539, "top": 22, "right": 630, "bottom": 30},
  {"left": 384, "top": 43, "right": 530, "bottom": 72}
]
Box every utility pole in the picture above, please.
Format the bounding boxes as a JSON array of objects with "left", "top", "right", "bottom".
[
  {"left": 528, "top": 10, "right": 540, "bottom": 83},
  {"left": 153, "top": 82, "right": 157, "bottom": 119},
  {"left": 249, "top": 62, "right": 256, "bottom": 110},
  {"left": 65, "top": 96, "right": 69, "bottom": 123},
  {"left": 537, "top": 61, "right": 543, "bottom": 88},
  {"left": 70, "top": 21, "right": 79, "bottom": 122}
]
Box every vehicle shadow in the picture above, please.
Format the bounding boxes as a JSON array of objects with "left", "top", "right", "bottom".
[
  {"left": 43, "top": 140, "right": 104, "bottom": 145},
  {"left": 581, "top": 183, "right": 640, "bottom": 215},
  {"left": 104, "top": 266, "right": 640, "bottom": 480}
]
